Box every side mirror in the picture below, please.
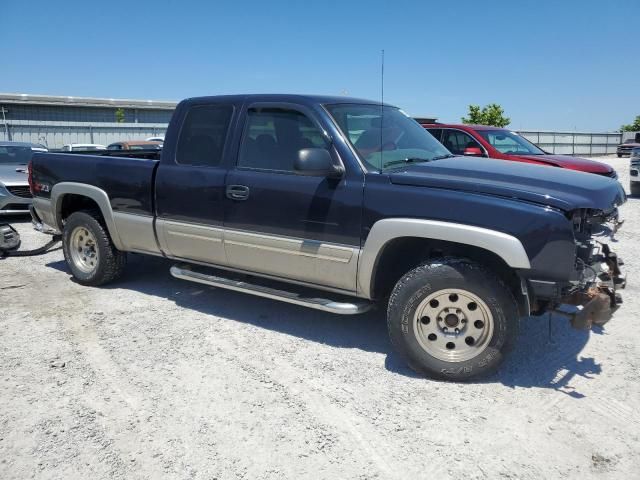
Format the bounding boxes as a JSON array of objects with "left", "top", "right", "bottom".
[
  {"left": 463, "top": 146, "right": 484, "bottom": 157},
  {"left": 295, "top": 148, "right": 343, "bottom": 178}
]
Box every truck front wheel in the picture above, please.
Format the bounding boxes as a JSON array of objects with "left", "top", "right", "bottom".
[
  {"left": 387, "top": 258, "right": 519, "bottom": 380},
  {"left": 62, "top": 210, "right": 127, "bottom": 286}
]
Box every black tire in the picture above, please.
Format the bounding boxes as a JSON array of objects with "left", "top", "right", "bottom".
[
  {"left": 630, "top": 182, "right": 640, "bottom": 197},
  {"left": 387, "top": 258, "right": 519, "bottom": 381},
  {"left": 62, "top": 210, "right": 127, "bottom": 286}
]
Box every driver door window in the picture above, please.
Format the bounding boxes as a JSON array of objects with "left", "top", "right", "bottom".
[
  {"left": 238, "top": 108, "right": 328, "bottom": 172},
  {"left": 441, "top": 129, "right": 482, "bottom": 155}
]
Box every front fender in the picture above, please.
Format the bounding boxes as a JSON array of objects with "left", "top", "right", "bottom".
[{"left": 356, "top": 218, "right": 531, "bottom": 299}]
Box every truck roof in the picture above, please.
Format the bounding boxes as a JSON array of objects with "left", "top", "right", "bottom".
[{"left": 181, "top": 94, "right": 393, "bottom": 107}]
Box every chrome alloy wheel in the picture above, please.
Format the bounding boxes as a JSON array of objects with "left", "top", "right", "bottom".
[
  {"left": 69, "top": 226, "right": 99, "bottom": 273},
  {"left": 413, "top": 288, "right": 494, "bottom": 362}
]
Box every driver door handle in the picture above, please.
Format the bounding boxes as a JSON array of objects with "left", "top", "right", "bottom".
[{"left": 226, "top": 184, "right": 250, "bottom": 201}]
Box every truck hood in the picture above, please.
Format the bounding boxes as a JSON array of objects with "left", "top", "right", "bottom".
[
  {"left": 388, "top": 157, "right": 626, "bottom": 212},
  {"left": 0, "top": 164, "right": 29, "bottom": 186},
  {"left": 511, "top": 154, "right": 613, "bottom": 174}
]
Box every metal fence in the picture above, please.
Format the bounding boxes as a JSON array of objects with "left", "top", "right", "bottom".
[
  {"left": 517, "top": 130, "right": 622, "bottom": 156},
  {"left": 1, "top": 118, "right": 635, "bottom": 156},
  {"left": 0, "top": 120, "right": 168, "bottom": 148}
]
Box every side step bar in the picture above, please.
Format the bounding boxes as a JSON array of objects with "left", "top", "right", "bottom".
[{"left": 170, "top": 264, "right": 373, "bottom": 315}]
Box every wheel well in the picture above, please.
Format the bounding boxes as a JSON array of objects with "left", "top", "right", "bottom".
[
  {"left": 371, "top": 237, "right": 527, "bottom": 314},
  {"left": 59, "top": 194, "right": 102, "bottom": 224}
]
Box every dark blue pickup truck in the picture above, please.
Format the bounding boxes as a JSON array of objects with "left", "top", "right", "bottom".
[{"left": 29, "top": 94, "right": 627, "bottom": 380}]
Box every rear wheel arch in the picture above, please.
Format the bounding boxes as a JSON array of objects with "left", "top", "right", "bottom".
[{"left": 52, "top": 183, "right": 124, "bottom": 250}]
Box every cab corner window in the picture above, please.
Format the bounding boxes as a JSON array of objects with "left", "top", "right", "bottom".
[
  {"left": 238, "top": 107, "right": 327, "bottom": 172},
  {"left": 176, "top": 105, "right": 233, "bottom": 167}
]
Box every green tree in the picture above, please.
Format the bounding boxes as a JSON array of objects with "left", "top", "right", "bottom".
[
  {"left": 620, "top": 115, "right": 640, "bottom": 132},
  {"left": 115, "top": 108, "right": 125, "bottom": 123},
  {"left": 462, "top": 104, "right": 510, "bottom": 127}
]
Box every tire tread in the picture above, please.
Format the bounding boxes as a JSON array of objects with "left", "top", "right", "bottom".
[
  {"left": 387, "top": 257, "right": 519, "bottom": 380},
  {"left": 63, "top": 209, "right": 127, "bottom": 286}
]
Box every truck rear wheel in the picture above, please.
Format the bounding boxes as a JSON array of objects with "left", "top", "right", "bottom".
[
  {"left": 62, "top": 210, "right": 127, "bottom": 286},
  {"left": 387, "top": 258, "right": 519, "bottom": 381}
]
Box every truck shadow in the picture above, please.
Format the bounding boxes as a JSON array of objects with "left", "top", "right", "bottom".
[{"left": 47, "top": 254, "right": 601, "bottom": 394}]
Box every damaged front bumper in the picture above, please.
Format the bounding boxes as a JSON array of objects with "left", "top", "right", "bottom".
[{"left": 557, "top": 243, "right": 625, "bottom": 329}]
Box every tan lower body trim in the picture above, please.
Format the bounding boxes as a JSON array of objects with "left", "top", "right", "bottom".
[
  {"left": 156, "top": 219, "right": 226, "bottom": 265},
  {"left": 118, "top": 215, "right": 360, "bottom": 292},
  {"left": 224, "top": 229, "right": 358, "bottom": 291},
  {"left": 112, "top": 212, "right": 160, "bottom": 254}
]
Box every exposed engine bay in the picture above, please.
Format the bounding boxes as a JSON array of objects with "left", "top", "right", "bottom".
[{"left": 560, "top": 207, "right": 626, "bottom": 329}]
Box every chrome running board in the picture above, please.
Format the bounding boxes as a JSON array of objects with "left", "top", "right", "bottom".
[{"left": 170, "top": 264, "right": 372, "bottom": 315}]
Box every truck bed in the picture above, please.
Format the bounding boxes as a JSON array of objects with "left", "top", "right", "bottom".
[{"left": 32, "top": 153, "right": 159, "bottom": 216}]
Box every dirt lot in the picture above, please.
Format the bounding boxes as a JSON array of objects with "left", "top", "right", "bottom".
[{"left": 1, "top": 156, "right": 639, "bottom": 479}]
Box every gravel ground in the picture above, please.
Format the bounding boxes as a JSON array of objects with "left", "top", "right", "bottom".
[{"left": 1, "top": 156, "right": 639, "bottom": 480}]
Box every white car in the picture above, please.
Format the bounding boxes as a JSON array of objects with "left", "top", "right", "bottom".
[
  {"left": 61, "top": 143, "right": 106, "bottom": 152},
  {"left": 145, "top": 136, "right": 164, "bottom": 142},
  {"left": 630, "top": 147, "right": 640, "bottom": 196},
  {"left": 0, "top": 141, "right": 48, "bottom": 214}
]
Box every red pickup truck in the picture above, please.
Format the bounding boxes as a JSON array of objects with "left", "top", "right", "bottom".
[{"left": 421, "top": 123, "right": 617, "bottom": 178}]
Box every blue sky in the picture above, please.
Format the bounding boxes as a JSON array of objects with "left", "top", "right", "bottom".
[{"left": 2, "top": 0, "right": 638, "bottom": 131}]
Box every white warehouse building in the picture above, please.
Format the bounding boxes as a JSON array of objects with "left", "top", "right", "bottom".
[{"left": 0, "top": 93, "right": 177, "bottom": 148}]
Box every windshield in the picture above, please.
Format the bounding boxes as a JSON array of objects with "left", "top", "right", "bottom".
[
  {"left": 0, "top": 146, "right": 34, "bottom": 164},
  {"left": 325, "top": 104, "right": 450, "bottom": 171},
  {"left": 477, "top": 130, "right": 545, "bottom": 155}
]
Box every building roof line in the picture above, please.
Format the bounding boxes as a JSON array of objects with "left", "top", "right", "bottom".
[{"left": 0, "top": 93, "right": 177, "bottom": 110}]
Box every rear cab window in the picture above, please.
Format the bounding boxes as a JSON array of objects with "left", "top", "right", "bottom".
[{"left": 176, "top": 104, "right": 234, "bottom": 167}]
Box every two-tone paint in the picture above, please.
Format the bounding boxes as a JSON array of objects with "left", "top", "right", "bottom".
[{"left": 30, "top": 94, "right": 626, "bottom": 306}]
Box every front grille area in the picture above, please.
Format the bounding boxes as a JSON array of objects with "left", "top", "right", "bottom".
[{"left": 6, "top": 185, "right": 32, "bottom": 198}]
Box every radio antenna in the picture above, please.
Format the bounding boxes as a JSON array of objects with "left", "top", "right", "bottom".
[
  {"left": 379, "top": 49, "right": 385, "bottom": 172},
  {"left": 381, "top": 49, "right": 385, "bottom": 106}
]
